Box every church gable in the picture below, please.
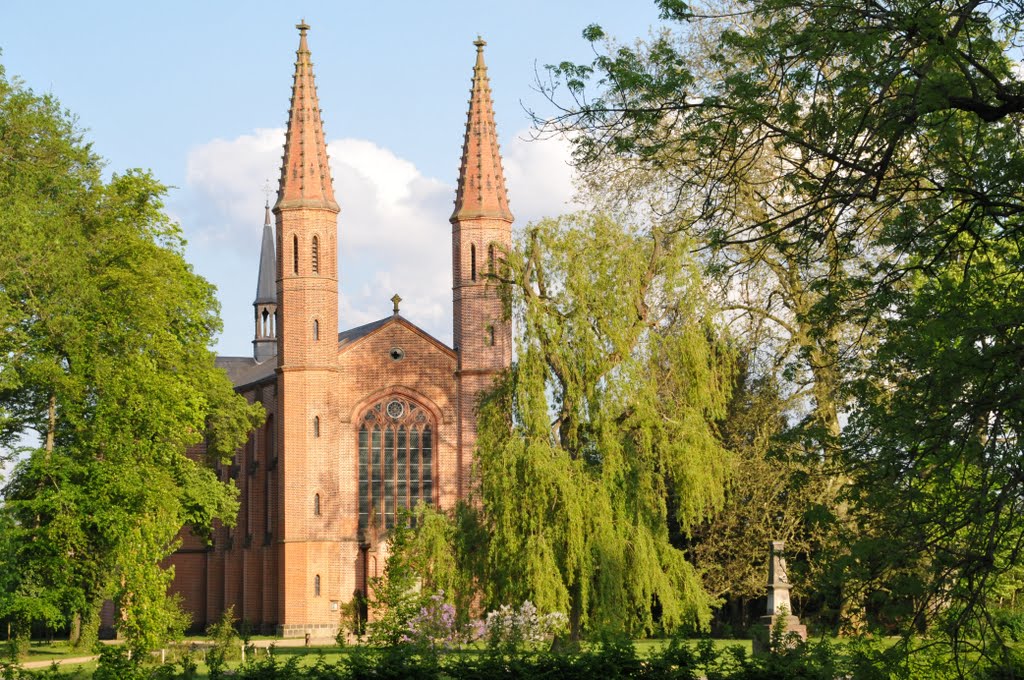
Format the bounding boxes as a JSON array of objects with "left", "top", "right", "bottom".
[{"left": 337, "top": 315, "right": 456, "bottom": 428}]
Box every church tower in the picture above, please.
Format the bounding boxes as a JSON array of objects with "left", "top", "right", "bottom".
[
  {"left": 452, "top": 38, "right": 513, "bottom": 498},
  {"left": 253, "top": 202, "right": 278, "bottom": 362},
  {"left": 272, "top": 21, "right": 342, "bottom": 636}
]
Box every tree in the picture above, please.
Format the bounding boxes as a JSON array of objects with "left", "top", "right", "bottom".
[
  {"left": 547, "top": 3, "right": 881, "bottom": 629},
  {"left": 540, "top": 0, "right": 1024, "bottom": 655},
  {"left": 475, "top": 212, "right": 735, "bottom": 639},
  {"left": 0, "top": 65, "right": 262, "bottom": 654},
  {"left": 686, "top": 364, "right": 835, "bottom": 632}
]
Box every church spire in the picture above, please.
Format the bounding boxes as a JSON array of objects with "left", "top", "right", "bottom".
[
  {"left": 275, "top": 20, "right": 339, "bottom": 213},
  {"left": 253, "top": 201, "right": 278, "bottom": 362},
  {"left": 255, "top": 202, "right": 276, "bottom": 305},
  {"left": 451, "top": 37, "right": 513, "bottom": 223}
]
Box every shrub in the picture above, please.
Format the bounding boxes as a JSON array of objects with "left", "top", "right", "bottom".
[
  {"left": 482, "top": 601, "right": 568, "bottom": 655},
  {"left": 205, "top": 605, "right": 240, "bottom": 679}
]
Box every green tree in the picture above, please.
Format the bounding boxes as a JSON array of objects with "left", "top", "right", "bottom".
[
  {"left": 0, "top": 65, "right": 262, "bottom": 654},
  {"left": 687, "top": 365, "right": 834, "bottom": 632},
  {"left": 366, "top": 516, "right": 427, "bottom": 646},
  {"left": 552, "top": 3, "right": 885, "bottom": 629},
  {"left": 540, "top": 0, "right": 1024, "bottom": 655},
  {"left": 475, "top": 212, "right": 735, "bottom": 639}
]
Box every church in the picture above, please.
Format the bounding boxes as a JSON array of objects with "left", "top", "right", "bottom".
[{"left": 168, "top": 22, "right": 513, "bottom": 637}]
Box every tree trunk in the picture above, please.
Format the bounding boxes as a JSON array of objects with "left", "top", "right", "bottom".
[{"left": 69, "top": 613, "right": 81, "bottom": 647}]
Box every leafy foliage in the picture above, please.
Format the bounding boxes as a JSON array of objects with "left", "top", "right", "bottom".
[
  {"left": 538, "top": 0, "right": 1024, "bottom": 655},
  {"left": 476, "top": 212, "right": 735, "bottom": 638},
  {"left": 0, "top": 65, "right": 262, "bottom": 652}
]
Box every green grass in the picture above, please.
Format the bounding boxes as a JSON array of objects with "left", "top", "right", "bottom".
[{"left": 16, "top": 641, "right": 94, "bottom": 663}]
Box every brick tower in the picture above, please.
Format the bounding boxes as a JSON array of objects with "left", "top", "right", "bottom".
[
  {"left": 273, "top": 21, "right": 342, "bottom": 636},
  {"left": 452, "top": 37, "right": 513, "bottom": 498}
]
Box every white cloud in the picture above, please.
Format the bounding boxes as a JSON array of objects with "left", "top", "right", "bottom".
[
  {"left": 185, "top": 128, "right": 285, "bottom": 244},
  {"left": 177, "top": 127, "right": 577, "bottom": 355},
  {"left": 503, "top": 129, "right": 579, "bottom": 224}
]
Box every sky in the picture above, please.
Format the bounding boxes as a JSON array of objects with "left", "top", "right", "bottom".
[{"left": 0, "top": 1, "right": 664, "bottom": 356}]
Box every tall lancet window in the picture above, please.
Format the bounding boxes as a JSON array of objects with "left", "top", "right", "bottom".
[
  {"left": 488, "top": 244, "right": 495, "bottom": 274},
  {"left": 357, "top": 397, "right": 434, "bottom": 533},
  {"left": 312, "top": 235, "right": 319, "bottom": 274},
  {"left": 470, "top": 244, "right": 477, "bottom": 281},
  {"left": 293, "top": 235, "right": 299, "bottom": 274}
]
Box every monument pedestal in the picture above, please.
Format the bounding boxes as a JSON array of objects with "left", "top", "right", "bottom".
[
  {"left": 752, "top": 540, "right": 808, "bottom": 654},
  {"left": 752, "top": 614, "right": 807, "bottom": 654}
]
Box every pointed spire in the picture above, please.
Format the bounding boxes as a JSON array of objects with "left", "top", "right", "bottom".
[
  {"left": 255, "top": 201, "right": 277, "bottom": 304},
  {"left": 275, "top": 21, "right": 339, "bottom": 213},
  {"left": 451, "top": 37, "right": 513, "bottom": 223}
]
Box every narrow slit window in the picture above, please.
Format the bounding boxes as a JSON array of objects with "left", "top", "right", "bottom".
[
  {"left": 314, "top": 493, "right": 321, "bottom": 516},
  {"left": 397, "top": 427, "right": 407, "bottom": 521},
  {"left": 371, "top": 426, "right": 382, "bottom": 527},
  {"left": 313, "top": 416, "right": 320, "bottom": 438},
  {"left": 313, "top": 319, "right": 319, "bottom": 341},
  {"left": 314, "top": 574, "right": 321, "bottom": 597},
  {"left": 312, "top": 235, "right": 319, "bottom": 274},
  {"left": 422, "top": 426, "right": 433, "bottom": 504},
  {"left": 293, "top": 235, "right": 299, "bottom": 274},
  {"left": 384, "top": 427, "right": 395, "bottom": 529},
  {"left": 410, "top": 428, "right": 420, "bottom": 509},
  {"left": 470, "top": 244, "right": 477, "bottom": 281},
  {"left": 488, "top": 244, "right": 495, "bottom": 273},
  {"left": 358, "top": 426, "right": 369, "bottom": 530}
]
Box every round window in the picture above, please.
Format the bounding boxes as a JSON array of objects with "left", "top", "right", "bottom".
[
  {"left": 386, "top": 400, "right": 405, "bottom": 419},
  {"left": 389, "top": 347, "right": 405, "bottom": 361}
]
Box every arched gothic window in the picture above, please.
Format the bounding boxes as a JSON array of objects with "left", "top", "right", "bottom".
[
  {"left": 314, "top": 493, "right": 321, "bottom": 516},
  {"left": 313, "top": 416, "right": 320, "bottom": 438},
  {"left": 470, "top": 244, "right": 477, "bottom": 281},
  {"left": 313, "top": 319, "right": 319, "bottom": 341},
  {"left": 314, "top": 574, "right": 321, "bottom": 597},
  {"left": 293, "top": 235, "right": 299, "bottom": 274},
  {"left": 312, "top": 235, "right": 319, "bottom": 274},
  {"left": 358, "top": 397, "right": 434, "bottom": 532}
]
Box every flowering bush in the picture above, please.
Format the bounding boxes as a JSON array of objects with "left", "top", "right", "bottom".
[
  {"left": 402, "top": 591, "right": 462, "bottom": 651},
  {"left": 481, "top": 600, "right": 568, "bottom": 652}
]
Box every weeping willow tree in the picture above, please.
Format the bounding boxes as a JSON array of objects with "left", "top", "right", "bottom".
[{"left": 475, "top": 212, "right": 735, "bottom": 639}]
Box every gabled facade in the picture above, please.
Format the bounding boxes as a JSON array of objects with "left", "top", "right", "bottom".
[{"left": 168, "top": 23, "right": 513, "bottom": 636}]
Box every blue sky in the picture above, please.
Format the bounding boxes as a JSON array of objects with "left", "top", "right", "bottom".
[{"left": 1, "top": 1, "right": 663, "bottom": 356}]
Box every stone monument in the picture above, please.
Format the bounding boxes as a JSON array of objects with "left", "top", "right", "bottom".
[{"left": 753, "top": 540, "right": 807, "bottom": 653}]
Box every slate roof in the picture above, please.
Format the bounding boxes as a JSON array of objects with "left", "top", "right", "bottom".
[
  {"left": 254, "top": 205, "right": 276, "bottom": 305},
  {"left": 337, "top": 316, "right": 393, "bottom": 348},
  {"left": 215, "top": 356, "right": 275, "bottom": 389}
]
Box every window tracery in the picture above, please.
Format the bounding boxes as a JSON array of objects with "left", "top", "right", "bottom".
[{"left": 357, "top": 397, "right": 434, "bottom": 532}]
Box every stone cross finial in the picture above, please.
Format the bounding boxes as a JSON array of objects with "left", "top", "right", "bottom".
[{"left": 391, "top": 294, "right": 402, "bottom": 316}]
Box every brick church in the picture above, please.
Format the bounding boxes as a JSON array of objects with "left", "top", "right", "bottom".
[{"left": 168, "top": 23, "right": 513, "bottom": 636}]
